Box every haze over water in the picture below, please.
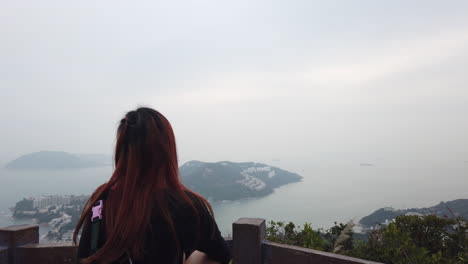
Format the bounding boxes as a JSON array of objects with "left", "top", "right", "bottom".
[{"left": 1, "top": 156, "right": 467, "bottom": 235}]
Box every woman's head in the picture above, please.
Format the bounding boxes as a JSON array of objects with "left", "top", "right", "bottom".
[
  {"left": 112, "top": 107, "right": 179, "bottom": 189},
  {"left": 74, "top": 107, "right": 210, "bottom": 263}
]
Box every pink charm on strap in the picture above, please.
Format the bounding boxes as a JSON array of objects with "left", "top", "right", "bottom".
[{"left": 91, "top": 200, "right": 103, "bottom": 222}]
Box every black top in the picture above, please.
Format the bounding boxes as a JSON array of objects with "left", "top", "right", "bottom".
[{"left": 77, "top": 190, "right": 231, "bottom": 264}]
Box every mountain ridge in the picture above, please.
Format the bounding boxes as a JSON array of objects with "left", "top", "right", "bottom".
[
  {"left": 5, "top": 151, "right": 111, "bottom": 170},
  {"left": 359, "top": 199, "right": 468, "bottom": 229}
]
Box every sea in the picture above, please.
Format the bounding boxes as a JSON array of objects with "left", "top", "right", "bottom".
[{"left": 1, "top": 159, "right": 467, "bottom": 236}]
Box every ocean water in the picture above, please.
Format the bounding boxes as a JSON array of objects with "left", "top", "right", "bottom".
[{"left": 1, "top": 159, "right": 467, "bottom": 235}]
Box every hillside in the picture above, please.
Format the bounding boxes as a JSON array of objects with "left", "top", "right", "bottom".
[
  {"left": 360, "top": 199, "right": 468, "bottom": 228},
  {"left": 5, "top": 151, "right": 110, "bottom": 170},
  {"left": 180, "top": 160, "right": 302, "bottom": 201}
]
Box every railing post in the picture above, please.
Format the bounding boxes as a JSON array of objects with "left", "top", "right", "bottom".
[
  {"left": 0, "top": 225, "right": 39, "bottom": 264},
  {"left": 233, "top": 218, "right": 266, "bottom": 264},
  {"left": 0, "top": 247, "right": 8, "bottom": 264}
]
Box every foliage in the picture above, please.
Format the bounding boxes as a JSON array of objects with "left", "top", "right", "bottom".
[
  {"left": 14, "top": 198, "right": 34, "bottom": 211},
  {"left": 267, "top": 215, "right": 468, "bottom": 264},
  {"left": 351, "top": 215, "right": 468, "bottom": 264},
  {"left": 266, "top": 220, "right": 347, "bottom": 251},
  {"left": 331, "top": 221, "right": 354, "bottom": 253}
]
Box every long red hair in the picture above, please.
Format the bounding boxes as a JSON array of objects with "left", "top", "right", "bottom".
[{"left": 73, "top": 107, "right": 212, "bottom": 263}]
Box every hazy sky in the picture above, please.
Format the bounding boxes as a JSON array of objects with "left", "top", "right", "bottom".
[{"left": 1, "top": 0, "right": 468, "bottom": 166}]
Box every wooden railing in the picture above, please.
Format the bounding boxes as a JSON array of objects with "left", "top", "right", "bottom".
[{"left": 0, "top": 218, "right": 382, "bottom": 264}]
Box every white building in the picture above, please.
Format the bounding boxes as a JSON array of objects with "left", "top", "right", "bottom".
[{"left": 32, "top": 195, "right": 71, "bottom": 209}]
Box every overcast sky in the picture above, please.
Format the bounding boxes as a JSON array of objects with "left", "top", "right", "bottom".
[{"left": 1, "top": 0, "right": 468, "bottom": 166}]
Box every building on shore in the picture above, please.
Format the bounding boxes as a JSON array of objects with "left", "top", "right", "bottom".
[{"left": 31, "top": 195, "right": 71, "bottom": 209}]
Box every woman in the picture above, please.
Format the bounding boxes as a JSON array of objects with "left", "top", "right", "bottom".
[{"left": 74, "top": 107, "right": 231, "bottom": 264}]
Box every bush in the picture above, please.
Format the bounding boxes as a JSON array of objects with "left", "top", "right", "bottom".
[
  {"left": 266, "top": 220, "right": 352, "bottom": 252},
  {"left": 266, "top": 215, "right": 468, "bottom": 264},
  {"left": 351, "top": 215, "right": 468, "bottom": 264}
]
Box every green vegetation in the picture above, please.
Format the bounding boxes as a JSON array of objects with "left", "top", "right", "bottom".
[
  {"left": 266, "top": 220, "right": 354, "bottom": 253},
  {"left": 14, "top": 198, "right": 34, "bottom": 211},
  {"left": 266, "top": 215, "right": 468, "bottom": 264}
]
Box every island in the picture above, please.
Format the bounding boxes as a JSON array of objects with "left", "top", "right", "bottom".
[
  {"left": 4, "top": 151, "right": 111, "bottom": 170},
  {"left": 180, "top": 160, "right": 303, "bottom": 201}
]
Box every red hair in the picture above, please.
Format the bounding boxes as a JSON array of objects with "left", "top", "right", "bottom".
[{"left": 73, "top": 107, "right": 212, "bottom": 263}]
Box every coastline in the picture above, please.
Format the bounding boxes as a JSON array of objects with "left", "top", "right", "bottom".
[{"left": 0, "top": 209, "right": 51, "bottom": 242}]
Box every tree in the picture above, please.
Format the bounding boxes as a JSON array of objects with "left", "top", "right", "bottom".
[
  {"left": 266, "top": 220, "right": 326, "bottom": 251},
  {"left": 266, "top": 215, "right": 468, "bottom": 264},
  {"left": 351, "top": 215, "right": 468, "bottom": 264}
]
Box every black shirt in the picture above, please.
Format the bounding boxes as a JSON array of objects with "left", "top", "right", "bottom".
[{"left": 77, "top": 190, "right": 231, "bottom": 264}]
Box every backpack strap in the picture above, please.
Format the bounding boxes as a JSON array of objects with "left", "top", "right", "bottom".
[
  {"left": 89, "top": 198, "right": 133, "bottom": 263},
  {"left": 90, "top": 199, "right": 103, "bottom": 253}
]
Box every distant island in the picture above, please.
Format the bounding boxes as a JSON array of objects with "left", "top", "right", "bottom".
[
  {"left": 4, "top": 151, "right": 112, "bottom": 170},
  {"left": 359, "top": 199, "right": 468, "bottom": 230},
  {"left": 180, "top": 161, "right": 303, "bottom": 201}
]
